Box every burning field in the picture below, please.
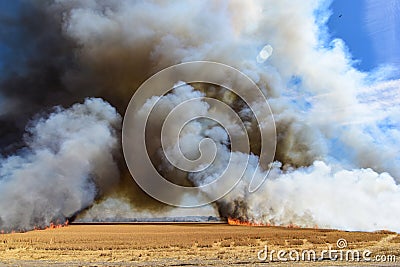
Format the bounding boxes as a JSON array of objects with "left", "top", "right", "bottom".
[{"left": 0, "top": 0, "right": 400, "bottom": 266}]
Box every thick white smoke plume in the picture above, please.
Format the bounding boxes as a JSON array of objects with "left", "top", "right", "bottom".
[
  {"left": 1, "top": 0, "right": 399, "bottom": 232},
  {"left": 0, "top": 98, "right": 120, "bottom": 232},
  {"left": 136, "top": 83, "right": 400, "bottom": 232}
]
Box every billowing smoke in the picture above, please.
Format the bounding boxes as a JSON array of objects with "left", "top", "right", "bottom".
[
  {"left": 1, "top": 0, "right": 399, "bottom": 232},
  {"left": 0, "top": 98, "right": 121, "bottom": 232},
  {"left": 135, "top": 83, "right": 400, "bottom": 232}
]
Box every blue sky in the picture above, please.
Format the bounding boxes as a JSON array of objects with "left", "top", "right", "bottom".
[
  {"left": 327, "top": 0, "right": 376, "bottom": 71},
  {"left": 328, "top": 0, "right": 400, "bottom": 74}
]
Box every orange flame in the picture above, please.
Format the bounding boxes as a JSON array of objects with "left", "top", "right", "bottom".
[
  {"left": 45, "top": 220, "right": 69, "bottom": 230},
  {"left": 32, "top": 220, "right": 69, "bottom": 231},
  {"left": 227, "top": 218, "right": 312, "bottom": 229},
  {"left": 227, "top": 217, "right": 271, "bottom": 226},
  {"left": 0, "top": 220, "right": 70, "bottom": 234}
]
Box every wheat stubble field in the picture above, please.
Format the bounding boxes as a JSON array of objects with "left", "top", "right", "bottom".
[{"left": 0, "top": 224, "right": 399, "bottom": 266}]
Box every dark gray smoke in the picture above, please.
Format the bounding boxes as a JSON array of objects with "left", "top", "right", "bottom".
[{"left": 0, "top": 0, "right": 171, "bottom": 229}]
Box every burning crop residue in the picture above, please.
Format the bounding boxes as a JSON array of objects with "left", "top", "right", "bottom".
[
  {"left": 227, "top": 218, "right": 316, "bottom": 229},
  {"left": 1, "top": 220, "right": 69, "bottom": 234},
  {"left": 228, "top": 218, "right": 268, "bottom": 227},
  {"left": 34, "top": 220, "right": 69, "bottom": 231}
]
